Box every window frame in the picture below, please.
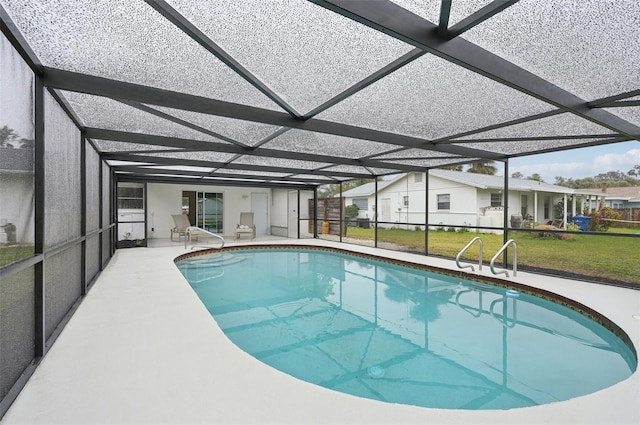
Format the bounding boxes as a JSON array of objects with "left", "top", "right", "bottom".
[
  {"left": 437, "top": 193, "right": 450, "bottom": 210},
  {"left": 490, "top": 192, "right": 502, "bottom": 207},
  {"left": 352, "top": 197, "right": 368, "bottom": 210}
]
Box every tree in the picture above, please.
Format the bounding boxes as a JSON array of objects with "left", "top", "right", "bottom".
[
  {"left": 0, "top": 125, "right": 18, "bottom": 148},
  {"left": 442, "top": 165, "right": 463, "bottom": 171},
  {"left": 467, "top": 161, "right": 497, "bottom": 175},
  {"left": 511, "top": 171, "right": 524, "bottom": 179},
  {"left": 318, "top": 177, "right": 380, "bottom": 198},
  {"left": 628, "top": 165, "right": 640, "bottom": 177},
  {"left": 527, "top": 173, "right": 543, "bottom": 182},
  {"left": 554, "top": 176, "right": 567, "bottom": 186}
]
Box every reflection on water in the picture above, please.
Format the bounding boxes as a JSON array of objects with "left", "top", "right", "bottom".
[{"left": 177, "top": 249, "right": 636, "bottom": 410}]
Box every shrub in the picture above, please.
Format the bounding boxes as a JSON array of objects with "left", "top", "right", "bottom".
[
  {"left": 345, "top": 204, "right": 359, "bottom": 220},
  {"left": 446, "top": 226, "right": 457, "bottom": 232},
  {"left": 566, "top": 222, "right": 581, "bottom": 232},
  {"left": 588, "top": 207, "right": 621, "bottom": 232}
]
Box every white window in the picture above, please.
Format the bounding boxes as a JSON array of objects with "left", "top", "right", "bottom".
[
  {"left": 403, "top": 195, "right": 409, "bottom": 207},
  {"left": 544, "top": 196, "right": 551, "bottom": 220},
  {"left": 414, "top": 173, "right": 423, "bottom": 183},
  {"left": 353, "top": 198, "right": 368, "bottom": 210},
  {"left": 490, "top": 193, "right": 502, "bottom": 207},
  {"left": 437, "top": 194, "right": 450, "bottom": 210},
  {"left": 117, "top": 183, "right": 144, "bottom": 210}
]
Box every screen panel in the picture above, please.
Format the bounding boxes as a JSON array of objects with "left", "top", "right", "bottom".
[
  {"left": 44, "top": 244, "right": 82, "bottom": 340},
  {"left": 2, "top": 0, "right": 281, "bottom": 111},
  {"left": 317, "top": 54, "right": 554, "bottom": 141},
  {"left": 0, "top": 266, "right": 35, "bottom": 401},
  {"left": 44, "top": 92, "right": 81, "bottom": 248},
  {"left": 0, "top": 31, "right": 35, "bottom": 264},
  {"left": 86, "top": 142, "right": 101, "bottom": 232}
]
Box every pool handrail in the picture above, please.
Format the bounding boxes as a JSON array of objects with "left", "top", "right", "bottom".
[
  {"left": 490, "top": 239, "right": 517, "bottom": 277},
  {"left": 456, "top": 236, "right": 483, "bottom": 272},
  {"left": 185, "top": 226, "right": 225, "bottom": 250}
]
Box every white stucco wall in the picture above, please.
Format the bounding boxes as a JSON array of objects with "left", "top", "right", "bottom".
[
  {"left": 146, "top": 183, "right": 272, "bottom": 238},
  {"left": 271, "top": 189, "right": 289, "bottom": 228},
  {"left": 0, "top": 172, "right": 34, "bottom": 243},
  {"left": 428, "top": 175, "right": 478, "bottom": 227}
]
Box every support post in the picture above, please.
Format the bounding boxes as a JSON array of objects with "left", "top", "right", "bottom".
[
  {"left": 374, "top": 179, "right": 378, "bottom": 248},
  {"left": 503, "top": 160, "right": 509, "bottom": 269},
  {"left": 34, "top": 74, "right": 45, "bottom": 357},
  {"left": 425, "top": 169, "right": 429, "bottom": 256}
]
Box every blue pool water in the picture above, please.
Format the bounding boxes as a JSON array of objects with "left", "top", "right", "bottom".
[{"left": 176, "top": 247, "right": 636, "bottom": 410}]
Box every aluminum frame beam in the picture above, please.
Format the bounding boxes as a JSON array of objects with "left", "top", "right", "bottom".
[
  {"left": 445, "top": 0, "right": 520, "bottom": 39},
  {"left": 144, "top": 0, "right": 301, "bottom": 118},
  {"left": 112, "top": 165, "right": 336, "bottom": 185},
  {"left": 102, "top": 153, "right": 379, "bottom": 179},
  {"left": 85, "top": 128, "right": 434, "bottom": 173},
  {"left": 309, "top": 0, "right": 640, "bottom": 142},
  {"left": 438, "top": 0, "right": 452, "bottom": 37},
  {"left": 116, "top": 173, "right": 318, "bottom": 190},
  {"left": 42, "top": 67, "right": 504, "bottom": 160}
]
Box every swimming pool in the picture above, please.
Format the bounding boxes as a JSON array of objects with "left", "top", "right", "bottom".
[{"left": 176, "top": 246, "right": 636, "bottom": 410}]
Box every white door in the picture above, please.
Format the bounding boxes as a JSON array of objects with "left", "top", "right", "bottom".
[
  {"left": 380, "top": 198, "right": 391, "bottom": 222},
  {"left": 251, "top": 192, "right": 268, "bottom": 235},
  {"left": 288, "top": 191, "right": 298, "bottom": 238}
]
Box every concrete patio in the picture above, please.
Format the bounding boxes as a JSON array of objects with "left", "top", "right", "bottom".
[{"left": 1, "top": 238, "right": 638, "bottom": 425}]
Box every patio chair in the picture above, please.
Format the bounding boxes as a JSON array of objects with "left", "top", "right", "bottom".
[
  {"left": 235, "top": 212, "right": 256, "bottom": 240},
  {"left": 171, "top": 214, "right": 192, "bottom": 242}
]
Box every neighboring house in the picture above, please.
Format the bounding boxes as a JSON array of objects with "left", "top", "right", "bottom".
[
  {"left": 0, "top": 147, "right": 34, "bottom": 244},
  {"left": 341, "top": 170, "right": 601, "bottom": 230},
  {"left": 587, "top": 186, "right": 640, "bottom": 210}
]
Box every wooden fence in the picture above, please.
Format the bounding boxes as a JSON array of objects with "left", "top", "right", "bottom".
[
  {"left": 308, "top": 198, "right": 345, "bottom": 236},
  {"left": 612, "top": 208, "right": 640, "bottom": 227}
]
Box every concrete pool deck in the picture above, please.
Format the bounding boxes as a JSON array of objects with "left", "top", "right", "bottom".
[{"left": 1, "top": 238, "right": 638, "bottom": 424}]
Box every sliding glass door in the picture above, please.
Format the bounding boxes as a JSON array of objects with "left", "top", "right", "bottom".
[{"left": 197, "top": 192, "right": 223, "bottom": 233}]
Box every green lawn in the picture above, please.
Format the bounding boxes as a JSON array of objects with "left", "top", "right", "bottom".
[
  {"left": 0, "top": 245, "right": 35, "bottom": 268},
  {"left": 344, "top": 227, "right": 639, "bottom": 286}
]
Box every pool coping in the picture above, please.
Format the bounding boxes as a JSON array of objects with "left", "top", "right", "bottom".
[{"left": 1, "top": 238, "right": 638, "bottom": 424}]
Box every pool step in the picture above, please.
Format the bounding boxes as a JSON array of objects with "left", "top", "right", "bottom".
[{"left": 178, "top": 253, "right": 246, "bottom": 269}]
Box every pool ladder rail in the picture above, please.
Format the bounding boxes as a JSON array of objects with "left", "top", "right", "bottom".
[
  {"left": 490, "top": 239, "right": 517, "bottom": 277},
  {"left": 185, "top": 226, "right": 225, "bottom": 250},
  {"left": 455, "top": 236, "right": 483, "bottom": 272},
  {"left": 456, "top": 237, "right": 517, "bottom": 277}
]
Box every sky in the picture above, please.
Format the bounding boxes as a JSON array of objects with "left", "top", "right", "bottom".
[{"left": 497, "top": 141, "right": 640, "bottom": 183}]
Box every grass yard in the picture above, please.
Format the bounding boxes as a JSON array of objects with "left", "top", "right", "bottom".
[
  {"left": 344, "top": 227, "right": 639, "bottom": 286},
  {"left": 0, "top": 245, "right": 35, "bottom": 268}
]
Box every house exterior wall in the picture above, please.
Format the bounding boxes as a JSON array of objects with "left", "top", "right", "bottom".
[
  {"left": 428, "top": 174, "right": 478, "bottom": 228},
  {"left": 341, "top": 173, "right": 580, "bottom": 230},
  {"left": 379, "top": 173, "right": 426, "bottom": 226},
  {"left": 0, "top": 172, "right": 34, "bottom": 243},
  {"left": 271, "top": 189, "right": 289, "bottom": 228},
  {"left": 146, "top": 183, "right": 272, "bottom": 238}
]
